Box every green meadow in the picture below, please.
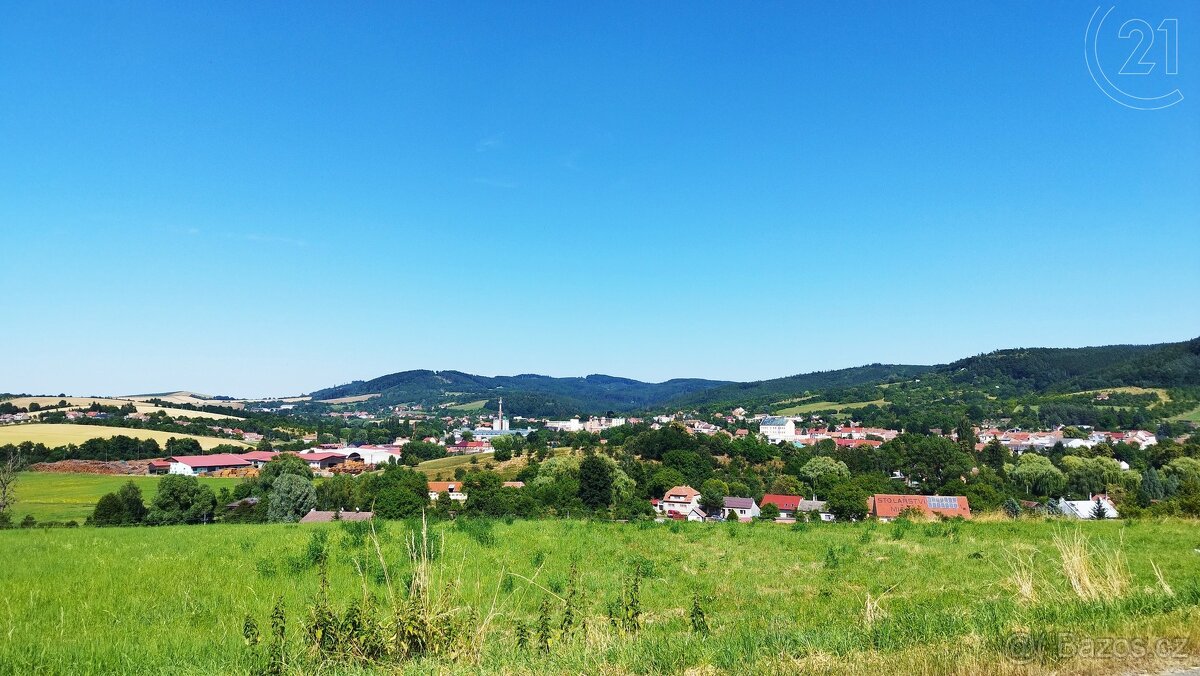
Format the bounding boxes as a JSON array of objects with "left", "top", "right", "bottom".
[
  {"left": 11, "top": 472, "right": 240, "bottom": 523},
  {"left": 1, "top": 517, "right": 1199, "bottom": 675}
]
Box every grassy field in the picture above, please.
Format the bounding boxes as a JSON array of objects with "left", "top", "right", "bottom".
[
  {"left": 4, "top": 396, "right": 243, "bottom": 419},
  {"left": 775, "top": 398, "right": 886, "bottom": 416},
  {"left": 446, "top": 399, "right": 488, "bottom": 411},
  {"left": 1065, "top": 386, "right": 1171, "bottom": 404},
  {"left": 1170, "top": 406, "right": 1200, "bottom": 424},
  {"left": 415, "top": 452, "right": 527, "bottom": 480},
  {"left": 0, "top": 423, "right": 250, "bottom": 451},
  {"left": 10, "top": 472, "right": 241, "bottom": 523},
  {"left": 0, "top": 517, "right": 1198, "bottom": 674}
]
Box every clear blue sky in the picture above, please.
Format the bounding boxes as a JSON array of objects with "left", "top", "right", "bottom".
[{"left": 2, "top": 1, "right": 1198, "bottom": 397}]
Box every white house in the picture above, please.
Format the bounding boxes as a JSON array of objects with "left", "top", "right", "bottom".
[
  {"left": 759, "top": 416, "right": 796, "bottom": 443},
  {"left": 1057, "top": 496, "right": 1119, "bottom": 519},
  {"left": 428, "top": 481, "right": 468, "bottom": 502},
  {"left": 721, "top": 496, "right": 760, "bottom": 521},
  {"left": 657, "top": 485, "right": 704, "bottom": 520}
]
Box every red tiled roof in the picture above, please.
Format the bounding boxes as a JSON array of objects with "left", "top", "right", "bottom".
[
  {"left": 869, "top": 494, "right": 971, "bottom": 519},
  {"left": 238, "top": 451, "right": 278, "bottom": 462},
  {"left": 760, "top": 494, "right": 802, "bottom": 511},
  {"left": 297, "top": 452, "right": 345, "bottom": 462},
  {"left": 428, "top": 481, "right": 461, "bottom": 493},
  {"left": 662, "top": 485, "right": 699, "bottom": 501}
]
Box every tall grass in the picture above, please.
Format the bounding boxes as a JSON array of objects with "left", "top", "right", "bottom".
[{"left": 1, "top": 518, "right": 1198, "bottom": 674}]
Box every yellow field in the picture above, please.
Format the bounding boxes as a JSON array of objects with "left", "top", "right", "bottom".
[
  {"left": 123, "top": 391, "right": 250, "bottom": 409},
  {"left": 775, "top": 398, "right": 886, "bottom": 415},
  {"left": 0, "top": 424, "right": 249, "bottom": 450},
  {"left": 4, "top": 396, "right": 243, "bottom": 420},
  {"left": 129, "top": 404, "right": 243, "bottom": 420}
]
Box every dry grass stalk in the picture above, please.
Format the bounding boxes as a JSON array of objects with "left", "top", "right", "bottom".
[{"left": 1053, "top": 528, "right": 1129, "bottom": 602}]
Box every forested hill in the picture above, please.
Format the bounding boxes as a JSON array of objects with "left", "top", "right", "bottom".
[
  {"left": 310, "top": 337, "right": 1199, "bottom": 417},
  {"left": 310, "top": 371, "right": 730, "bottom": 417},
  {"left": 662, "top": 364, "right": 936, "bottom": 409},
  {"left": 943, "top": 337, "right": 1200, "bottom": 393}
]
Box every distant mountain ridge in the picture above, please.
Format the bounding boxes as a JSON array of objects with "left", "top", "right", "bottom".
[
  {"left": 311, "top": 370, "right": 730, "bottom": 417},
  {"left": 311, "top": 337, "right": 1200, "bottom": 416}
]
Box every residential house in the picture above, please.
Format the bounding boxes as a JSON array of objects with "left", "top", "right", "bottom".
[
  {"left": 428, "top": 481, "right": 467, "bottom": 502},
  {"left": 722, "top": 496, "right": 760, "bottom": 522},
  {"left": 760, "top": 494, "right": 801, "bottom": 519},
  {"left": 797, "top": 499, "right": 834, "bottom": 521},
  {"left": 657, "top": 485, "right": 704, "bottom": 521},
  {"left": 869, "top": 494, "right": 972, "bottom": 521},
  {"left": 1056, "top": 496, "right": 1119, "bottom": 519}
]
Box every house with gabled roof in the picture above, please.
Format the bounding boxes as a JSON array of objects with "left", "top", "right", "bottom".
[
  {"left": 759, "top": 494, "right": 833, "bottom": 521},
  {"left": 1057, "top": 496, "right": 1119, "bottom": 519},
  {"left": 722, "top": 496, "right": 760, "bottom": 522},
  {"left": 657, "top": 487, "right": 700, "bottom": 518},
  {"left": 869, "top": 494, "right": 971, "bottom": 521},
  {"left": 428, "top": 481, "right": 467, "bottom": 502}
]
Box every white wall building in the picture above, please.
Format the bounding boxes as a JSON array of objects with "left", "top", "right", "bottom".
[{"left": 759, "top": 416, "right": 796, "bottom": 443}]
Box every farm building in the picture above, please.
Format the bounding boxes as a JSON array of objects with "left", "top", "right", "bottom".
[
  {"left": 869, "top": 494, "right": 971, "bottom": 521},
  {"left": 340, "top": 446, "right": 404, "bottom": 465},
  {"left": 237, "top": 450, "right": 278, "bottom": 468},
  {"left": 295, "top": 452, "right": 348, "bottom": 470},
  {"left": 167, "top": 454, "right": 252, "bottom": 476}
]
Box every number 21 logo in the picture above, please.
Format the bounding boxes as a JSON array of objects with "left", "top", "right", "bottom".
[{"left": 1085, "top": 7, "right": 1183, "bottom": 110}]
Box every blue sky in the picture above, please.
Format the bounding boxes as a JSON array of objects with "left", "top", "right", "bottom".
[{"left": 2, "top": 1, "right": 1198, "bottom": 397}]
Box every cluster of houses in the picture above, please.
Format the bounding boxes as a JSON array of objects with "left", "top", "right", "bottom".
[
  {"left": 651, "top": 484, "right": 975, "bottom": 522},
  {"left": 649, "top": 484, "right": 1122, "bottom": 522},
  {"left": 150, "top": 445, "right": 408, "bottom": 476},
  {"left": 976, "top": 428, "right": 1157, "bottom": 452},
  {"left": 759, "top": 418, "right": 898, "bottom": 447}
]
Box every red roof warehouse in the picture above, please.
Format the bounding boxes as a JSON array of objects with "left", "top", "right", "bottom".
[{"left": 869, "top": 494, "right": 971, "bottom": 520}]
